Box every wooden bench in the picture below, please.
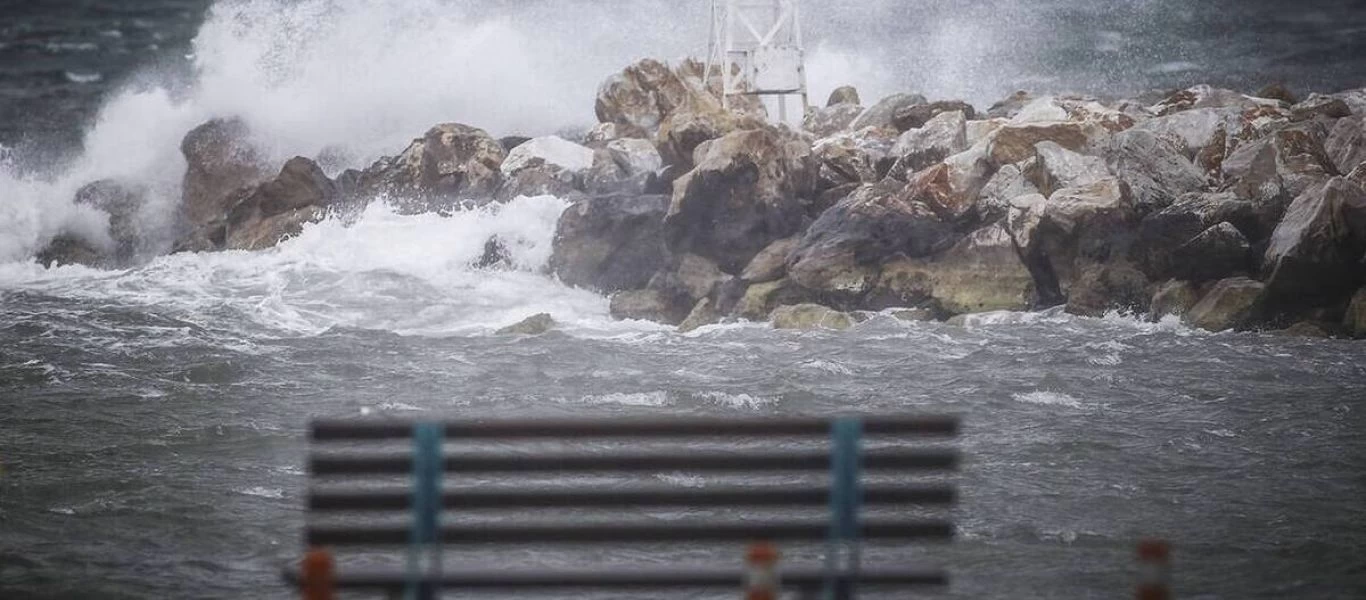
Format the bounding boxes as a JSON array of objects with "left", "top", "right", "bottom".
[{"left": 286, "top": 415, "right": 960, "bottom": 599}]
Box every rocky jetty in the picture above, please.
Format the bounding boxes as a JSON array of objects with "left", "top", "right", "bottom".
[{"left": 41, "top": 59, "right": 1366, "bottom": 337}]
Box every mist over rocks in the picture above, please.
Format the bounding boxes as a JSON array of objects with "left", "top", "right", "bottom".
[{"left": 36, "top": 55, "right": 1366, "bottom": 339}]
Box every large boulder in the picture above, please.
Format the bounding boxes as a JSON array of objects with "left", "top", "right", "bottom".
[
  {"left": 977, "top": 159, "right": 1042, "bottom": 223},
  {"left": 986, "top": 91, "right": 1034, "bottom": 120},
  {"left": 497, "top": 136, "right": 595, "bottom": 200},
  {"left": 1261, "top": 177, "right": 1366, "bottom": 311},
  {"left": 1168, "top": 221, "right": 1250, "bottom": 282},
  {"left": 1184, "top": 277, "right": 1266, "bottom": 331},
  {"left": 1008, "top": 179, "right": 1137, "bottom": 306},
  {"left": 787, "top": 180, "right": 956, "bottom": 303},
  {"left": 1105, "top": 128, "right": 1207, "bottom": 214},
  {"left": 803, "top": 103, "right": 864, "bottom": 138},
  {"left": 1130, "top": 192, "right": 1260, "bottom": 280},
  {"left": 901, "top": 142, "right": 995, "bottom": 222},
  {"left": 594, "top": 58, "right": 698, "bottom": 136},
  {"left": 870, "top": 222, "right": 1036, "bottom": 314},
  {"left": 497, "top": 313, "right": 557, "bottom": 335},
  {"left": 741, "top": 237, "right": 799, "bottom": 284},
  {"left": 609, "top": 288, "right": 691, "bottom": 325},
  {"left": 1290, "top": 94, "right": 1353, "bottom": 122},
  {"left": 1149, "top": 279, "right": 1201, "bottom": 321},
  {"left": 1220, "top": 122, "right": 1340, "bottom": 231},
  {"left": 827, "top": 86, "right": 861, "bottom": 107},
  {"left": 664, "top": 128, "right": 813, "bottom": 274},
  {"left": 1134, "top": 107, "right": 1241, "bottom": 168},
  {"left": 848, "top": 93, "right": 929, "bottom": 131},
  {"left": 893, "top": 100, "right": 977, "bottom": 132},
  {"left": 356, "top": 123, "right": 506, "bottom": 209},
  {"left": 223, "top": 157, "right": 337, "bottom": 250},
  {"left": 889, "top": 110, "right": 968, "bottom": 176},
  {"left": 656, "top": 105, "right": 764, "bottom": 171},
  {"left": 550, "top": 193, "right": 671, "bottom": 293},
  {"left": 987, "top": 122, "right": 1093, "bottom": 167},
  {"left": 1065, "top": 260, "right": 1152, "bottom": 316},
  {"left": 732, "top": 278, "right": 813, "bottom": 320},
  {"left": 1150, "top": 85, "right": 1278, "bottom": 117},
  {"left": 1033, "top": 141, "right": 1110, "bottom": 195},
  {"left": 72, "top": 179, "right": 148, "bottom": 264},
  {"left": 1326, "top": 116, "right": 1366, "bottom": 175},
  {"left": 1345, "top": 288, "right": 1366, "bottom": 337},
  {"left": 180, "top": 118, "right": 270, "bottom": 230},
  {"left": 583, "top": 138, "right": 664, "bottom": 195},
  {"left": 811, "top": 127, "right": 897, "bottom": 190},
  {"left": 678, "top": 298, "right": 722, "bottom": 332}
]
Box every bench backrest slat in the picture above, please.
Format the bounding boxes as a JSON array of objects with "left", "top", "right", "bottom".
[{"left": 293, "top": 414, "right": 961, "bottom": 596}]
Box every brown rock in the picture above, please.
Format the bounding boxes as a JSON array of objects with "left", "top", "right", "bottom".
[
  {"left": 222, "top": 157, "right": 336, "bottom": 250},
  {"left": 1256, "top": 83, "right": 1299, "bottom": 105},
  {"left": 733, "top": 278, "right": 813, "bottom": 321},
  {"left": 1326, "top": 115, "right": 1366, "bottom": 175},
  {"left": 1105, "top": 128, "right": 1207, "bottom": 214},
  {"left": 770, "top": 303, "right": 857, "bottom": 330},
  {"left": 356, "top": 123, "right": 506, "bottom": 209},
  {"left": 987, "top": 91, "right": 1034, "bottom": 120},
  {"left": 1168, "top": 221, "right": 1250, "bottom": 282},
  {"left": 788, "top": 181, "right": 956, "bottom": 302},
  {"left": 871, "top": 222, "right": 1036, "bottom": 314},
  {"left": 609, "top": 288, "right": 691, "bottom": 325},
  {"left": 827, "top": 86, "right": 861, "bottom": 107},
  {"left": 497, "top": 313, "right": 556, "bottom": 335},
  {"left": 1344, "top": 288, "right": 1366, "bottom": 337},
  {"left": 802, "top": 104, "right": 864, "bottom": 138},
  {"left": 849, "top": 93, "right": 929, "bottom": 131},
  {"left": 678, "top": 298, "right": 722, "bottom": 332},
  {"left": 811, "top": 127, "right": 896, "bottom": 189},
  {"left": 1065, "top": 260, "right": 1152, "bottom": 317},
  {"left": 1151, "top": 85, "right": 1273, "bottom": 117},
  {"left": 595, "top": 58, "right": 699, "bottom": 135},
  {"left": 987, "top": 122, "right": 1091, "bottom": 167},
  {"left": 180, "top": 118, "right": 271, "bottom": 230},
  {"left": 1290, "top": 94, "right": 1353, "bottom": 122},
  {"left": 1149, "top": 280, "right": 1201, "bottom": 321},
  {"left": 889, "top": 110, "right": 968, "bottom": 175},
  {"left": 741, "top": 237, "right": 799, "bottom": 283},
  {"left": 1185, "top": 277, "right": 1266, "bottom": 331},
  {"left": 549, "top": 193, "right": 671, "bottom": 293},
  {"left": 892, "top": 100, "right": 977, "bottom": 132},
  {"left": 664, "top": 128, "right": 813, "bottom": 274},
  {"left": 1262, "top": 177, "right": 1366, "bottom": 310},
  {"left": 1130, "top": 192, "right": 1260, "bottom": 280}
]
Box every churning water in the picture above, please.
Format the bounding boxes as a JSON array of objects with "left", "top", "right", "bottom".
[{"left": 2, "top": 1, "right": 1366, "bottom": 599}]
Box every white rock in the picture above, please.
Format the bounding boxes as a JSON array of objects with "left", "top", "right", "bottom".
[
  {"left": 501, "top": 136, "right": 596, "bottom": 177},
  {"left": 1011, "top": 97, "right": 1070, "bottom": 124}
]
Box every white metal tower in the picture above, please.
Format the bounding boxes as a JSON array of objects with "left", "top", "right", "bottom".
[{"left": 704, "top": 0, "right": 810, "bottom": 123}]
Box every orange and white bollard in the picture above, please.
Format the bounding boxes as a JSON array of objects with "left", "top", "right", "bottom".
[
  {"left": 745, "top": 542, "right": 781, "bottom": 600},
  {"left": 302, "top": 548, "right": 335, "bottom": 600},
  {"left": 1137, "top": 539, "right": 1171, "bottom": 600}
]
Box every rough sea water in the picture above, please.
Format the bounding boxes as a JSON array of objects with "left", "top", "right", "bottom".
[{"left": 2, "top": 1, "right": 1366, "bottom": 599}]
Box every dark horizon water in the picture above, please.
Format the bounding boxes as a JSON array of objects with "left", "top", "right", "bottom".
[{"left": 2, "top": 1, "right": 1366, "bottom": 599}]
